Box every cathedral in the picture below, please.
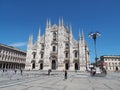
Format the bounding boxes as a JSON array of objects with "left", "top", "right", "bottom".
[{"left": 25, "top": 19, "right": 90, "bottom": 71}]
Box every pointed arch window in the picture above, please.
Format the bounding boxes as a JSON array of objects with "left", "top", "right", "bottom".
[
  {"left": 75, "top": 52, "right": 77, "bottom": 58},
  {"left": 41, "top": 53, "right": 43, "bottom": 58},
  {"left": 65, "top": 43, "right": 69, "bottom": 49},
  {"left": 53, "top": 32, "right": 56, "bottom": 37},
  {"left": 65, "top": 52, "right": 68, "bottom": 58},
  {"left": 53, "top": 32, "right": 57, "bottom": 41},
  {"left": 32, "top": 52, "right": 36, "bottom": 59},
  {"left": 41, "top": 44, "right": 44, "bottom": 50},
  {"left": 66, "top": 52, "right": 68, "bottom": 58},
  {"left": 53, "top": 46, "right": 56, "bottom": 52}
]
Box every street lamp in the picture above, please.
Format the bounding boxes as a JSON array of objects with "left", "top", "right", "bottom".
[
  {"left": 85, "top": 44, "right": 88, "bottom": 71},
  {"left": 89, "top": 32, "right": 101, "bottom": 66}
]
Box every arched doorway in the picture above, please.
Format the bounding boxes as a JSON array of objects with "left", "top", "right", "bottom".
[
  {"left": 51, "top": 60, "right": 56, "bottom": 70},
  {"left": 65, "top": 63, "right": 69, "bottom": 70},
  {"left": 40, "top": 63, "right": 43, "bottom": 70},
  {"left": 75, "top": 63, "right": 79, "bottom": 70},
  {"left": 0, "top": 63, "right": 2, "bottom": 69},
  {"left": 3, "top": 63, "right": 5, "bottom": 69},
  {"left": 32, "top": 62, "right": 35, "bottom": 69}
]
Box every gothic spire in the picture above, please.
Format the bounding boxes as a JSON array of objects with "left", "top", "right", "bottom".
[
  {"left": 48, "top": 19, "right": 51, "bottom": 28},
  {"left": 78, "top": 29, "right": 81, "bottom": 42},
  {"left": 28, "top": 35, "right": 33, "bottom": 48},
  {"left": 81, "top": 29, "right": 85, "bottom": 43},
  {"left": 70, "top": 23, "right": 73, "bottom": 38},
  {"left": 37, "top": 27, "right": 41, "bottom": 43},
  {"left": 59, "top": 18, "right": 61, "bottom": 27},
  {"left": 46, "top": 19, "right": 49, "bottom": 28},
  {"left": 61, "top": 17, "right": 64, "bottom": 26},
  {"left": 66, "top": 23, "right": 69, "bottom": 30}
]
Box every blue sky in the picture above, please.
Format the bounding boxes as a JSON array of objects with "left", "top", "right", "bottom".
[{"left": 0, "top": 0, "right": 120, "bottom": 62}]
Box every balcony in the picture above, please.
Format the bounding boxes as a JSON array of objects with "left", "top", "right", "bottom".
[
  {"left": 40, "top": 50, "right": 44, "bottom": 54},
  {"left": 73, "top": 59, "right": 79, "bottom": 63},
  {"left": 64, "top": 48, "right": 69, "bottom": 52},
  {"left": 38, "top": 60, "right": 43, "bottom": 63},
  {"left": 51, "top": 41, "right": 57, "bottom": 45},
  {"left": 50, "top": 51, "right": 57, "bottom": 56},
  {"left": 73, "top": 57, "right": 79, "bottom": 63},
  {"left": 31, "top": 59, "right": 35, "bottom": 63},
  {"left": 64, "top": 58, "right": 69, "bottom": 63}
]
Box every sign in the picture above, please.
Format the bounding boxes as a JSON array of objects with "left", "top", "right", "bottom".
[{"left": 89, "top": 65, "right": 93, "bottom": 68}]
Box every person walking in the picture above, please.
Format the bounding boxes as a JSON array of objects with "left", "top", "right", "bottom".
[
  {"left": 20, "top": 69, "right": 23, "bottom": 75},
  {"left": 48, "top": 69, "right": 51, "bottom": 75},
  {"left": 64, "top": 70, "right": 67, "bottom": 79},
  {"left": 14, "top": 69, "right": 17, "bottom": 74},
  {"left": 115, "top": 66, "right": 118, "bottom": 72}
]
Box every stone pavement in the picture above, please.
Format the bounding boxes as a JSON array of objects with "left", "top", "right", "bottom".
[{"left": 0, "top": 70, "right": 120, "bottom": 90}]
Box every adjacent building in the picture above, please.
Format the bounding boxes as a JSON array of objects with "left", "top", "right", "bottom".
[
  {"left": 25, "top": 19, "right": 90, "bottom": 71},
  {"left": 100, "top": 55, "right": 120, "bottom": 71},
  {"left": 0, "top": 43, "right": 26, "bottom": 70}
]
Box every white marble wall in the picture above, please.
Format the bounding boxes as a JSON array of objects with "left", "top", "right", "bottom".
[
  {"left": 25, "top": 19, "right": 90, "bottom": 71},
  {"left": 0, "top": 44, "right": 26, "bottom": 69}
]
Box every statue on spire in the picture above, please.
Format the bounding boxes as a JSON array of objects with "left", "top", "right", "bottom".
[
  {"left": 78, "top": 29, "right": 81, "bottom": 42},
  {"left": 81, "top": 29, "right": 85, "bottom": 44},
  {"left": 70, "top": 23, "right": 73, "bottom": 35},
  {"left": 59, "top": 18, "right": 61, "bottom": 27},
  {"left": 37, "top": 27, "right": 41, "bottom": 43},
  {"left": 46, "top": 19, "right": 49, "bottom": 28},
  {"left": 28, "top": 35, "right": 33, "bottom": 49},
  {"left": 61, "top": 17, "right": 64, "bottom": 26},
  {"left": 48, "top": 19, "right": 51, "bottom": 28}
]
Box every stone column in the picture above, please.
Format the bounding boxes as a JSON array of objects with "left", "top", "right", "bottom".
[
  {"left": 0, "top": 63, "right": 1, "bottom": 69},
  {"left": 5, "top": 63, "right": 7, "bottom": 69},
  {"left": 1, "top": 63, "right": 3, "bottom": 69}
]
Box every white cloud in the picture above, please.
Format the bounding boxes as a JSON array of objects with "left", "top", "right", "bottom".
[{"left": 9, "top": 42, "right": 27, "bottom": 47}]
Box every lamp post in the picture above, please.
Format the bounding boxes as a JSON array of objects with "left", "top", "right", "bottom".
[
  {"left": 85, "top": 44, "right": 87, "bottom": 71},
  {"left": 89, "top": 32, "right": 101, "bottom": 66}
]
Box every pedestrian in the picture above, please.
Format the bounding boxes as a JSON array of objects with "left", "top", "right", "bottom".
[
  {"left": 64, "top": 70, "right": 67, "bottom": 79},
  {"left": 91, "top": 66, "right": 96, "bottom": 76},
  {"left": 48, "top": 69, "right": 51, "bottom": 75},
  {"left": 20, "top": 69, "right": 23, "bottom": 75},
  {"left": 3, "top": 69, "right": 4, "bottom": 72},
  {"left": 115, "top": 66, "right": 118, "bottom": 72},
  {"left": 102, "top": 68, "right": 107, "bottom": 75},
  {"left": 14, "top": 69, "right": 17, "bottom": 74}
]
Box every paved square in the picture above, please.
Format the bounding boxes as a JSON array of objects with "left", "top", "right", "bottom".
[{"left": 0, "top": 70, "right": 120, "bottom": 90}]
